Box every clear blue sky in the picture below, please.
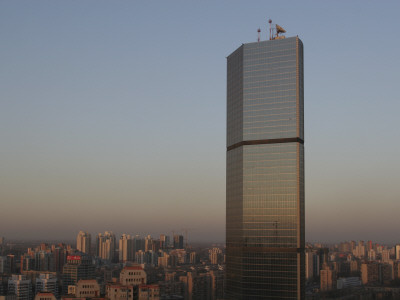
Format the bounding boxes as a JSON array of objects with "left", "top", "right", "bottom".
[{"left": 1, "top": 1, "right": 400, "bottom": 243}]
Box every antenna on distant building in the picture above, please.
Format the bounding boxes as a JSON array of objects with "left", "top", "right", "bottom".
[
  {"left": 268, "top": 19, "right": 272, "bottom": 40},
  {"left": 257, "top": 28, "right": 261, "bottom": 42}
]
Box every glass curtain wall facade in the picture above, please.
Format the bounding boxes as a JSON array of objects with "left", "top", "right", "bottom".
[{"left": 226, "top": 36, "right": 304, "bottom": 299}]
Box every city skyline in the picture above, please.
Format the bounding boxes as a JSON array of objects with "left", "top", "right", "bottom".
[{"left": 1, "top": 1, "right": 400, "bottom": 243}]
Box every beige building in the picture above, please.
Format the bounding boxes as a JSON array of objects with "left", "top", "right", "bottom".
[
  {"left": 138, "top": 285, "right": 160, "bottom": 300},
  {"left": 106, "top": 284, "right": 134, "bottom": 300},
  {"left": 77, "top": 231, "right": 91, "bottom": 255},
  {"left": 0, "top": 296, "right": 17, "bottom": 300},
  {"left": 382, "top": 249, "right": 391, "bottom": 263},
  {"left": 96, "top": 231, "right": 116, "bottom": 261},
  {"left": 361, "top": 263, "right": 392, "bottom": 285},
  {"left": 120, "top": 266, "right": 146, "bottom": 286},
  {"left": 180, "top": 272, "right": 211, "bottom": 300},
  {"left": 208, "top": 248, "right": 222, "bottom": 265},
  {"left": 350, "top": 260, "right": 359, "bottom": 273},
  {"left": 157, "top": 254, "right": 169, "bottom": 268},
  {"left": 119, "top": 234, "right": 133, "bottom": 263},
  {"left": 305, "top": 251, "right": 314, "bottom": 281},
  {"left": 395, "top": 245, "right": 400, "bottom": 260},
  {"left": 209, "top": 270, "right": 224, "bottom": 300},
  {"left": 361, "top": 263, "right": 378, "bottom": 285},
  {"left": 34, "top": 293, "right": 57, "bottom": 300},
  {"left": 74, "top": 279, "right": 100, "bottom": 298},
  {"left": 106, "top": 265, "right": 156, "bottom": 300},
  {"left": 320, "top": 266, "right": 336, "bottom": 292}
]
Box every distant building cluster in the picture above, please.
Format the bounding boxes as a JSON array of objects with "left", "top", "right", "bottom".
[
  {"left": 305, "top": 240, "right": 400, "bottom": 298},
  {"left": 3, "top": 233, "right": 400, "bottom": 299},
  {"left": 0, "top": 231, "right": 225, "bottom": 300}
]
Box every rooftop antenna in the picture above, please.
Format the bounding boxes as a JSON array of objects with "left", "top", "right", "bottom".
[
  {"left": 257, "top": 28, "right": 261, "bottom": 42},
  {"left": 268, "top": 19, "right": 272, "bottom": 40},
  {"left": 275, "top": 24, "right": 286, "bottom": 39}
]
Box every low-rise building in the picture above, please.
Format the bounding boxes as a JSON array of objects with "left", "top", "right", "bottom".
[
  {"left": 119, "top": 266, "right": 146, "bottom": 286},
  {"left": 74, "top": 280, "right": 100, "bottom": 298},
  {"left": 138, "top": 285, "right": 159, "bottom": 300},
  {"left": 34, "top": 292, "right": 56, "bottom": 300},
  {"left": 337, "top": 277, "right": 361, "bottom": 289},
  {"left": 106, "top": 284, "right": 134, "bottom": 300}
]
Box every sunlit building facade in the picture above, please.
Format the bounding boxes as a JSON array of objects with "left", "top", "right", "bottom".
[
  {"left": 96, "top": 231, "right": 116, "bottom": 261},
  {"left": 226, "top": 36, "right": 304, "bottom": 299},
  {"left": 76, "top": 231, "right": 91, "bottom": 255}
]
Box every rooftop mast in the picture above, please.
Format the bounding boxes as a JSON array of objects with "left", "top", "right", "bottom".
[{"left": 268, "top": 19, "right": 272, "bottom": 40}]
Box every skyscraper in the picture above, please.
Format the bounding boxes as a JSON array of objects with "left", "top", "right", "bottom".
[{"left": 226, "top": 34, "right": 304, "bottom": 299}]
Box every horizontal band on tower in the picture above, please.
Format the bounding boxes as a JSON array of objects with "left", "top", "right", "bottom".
[
  {"left": 227, "top": 137, "right": 304, "bottom": 151},
  {"left": 227, "top": 246, "right": 304, "bottom": 253}
]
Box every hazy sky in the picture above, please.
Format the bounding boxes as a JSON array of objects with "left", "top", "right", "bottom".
[{"left": 1, "top": 1, "right": 400, "bottom": 244}]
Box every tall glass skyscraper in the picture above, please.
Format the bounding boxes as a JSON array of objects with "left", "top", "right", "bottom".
[{"left": 226, "top": 36, "right": 304, "bottom": 299}]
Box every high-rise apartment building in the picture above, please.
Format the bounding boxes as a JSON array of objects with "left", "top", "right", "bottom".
[
  {"left": 320, "top": 265, "right": 336, "bottom": 292},
  {"left": 173, "top": 235, "right": 184, "bottom": 249},
  {"left": 226, "top": 34, "right": 304, "bottom": 299},
  {"left": 159, "top": 234, "right": 169, "bottom": 249},
  {"left": 305, "top": 251, "right": 315, "bottom": 282},
  {"left": 395, "top": 245, "right": 400, "bottom": 260},
  {"left": 76, "top": 231, "right": 91, "bottom": 254},
  {"left": 119, "top": 234, "right": 134, "bottom": 262},
  {"left": 36, "top": 274, "right": 58, "bottom": 298},
  {"left": 145, "top": 235, "right": 154, "bottom": 252},
  {"left": 96, "top": 231, "right": 116, "bottom": 261},
  {"left": 0, "top": 256, "right": 6, "bottom": 273},
  {"left": 8, "top": 275, "right": 32, "bottom": 300},
  {"left": 62, "top": 254, "right": 95, "bottom": 294}
]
